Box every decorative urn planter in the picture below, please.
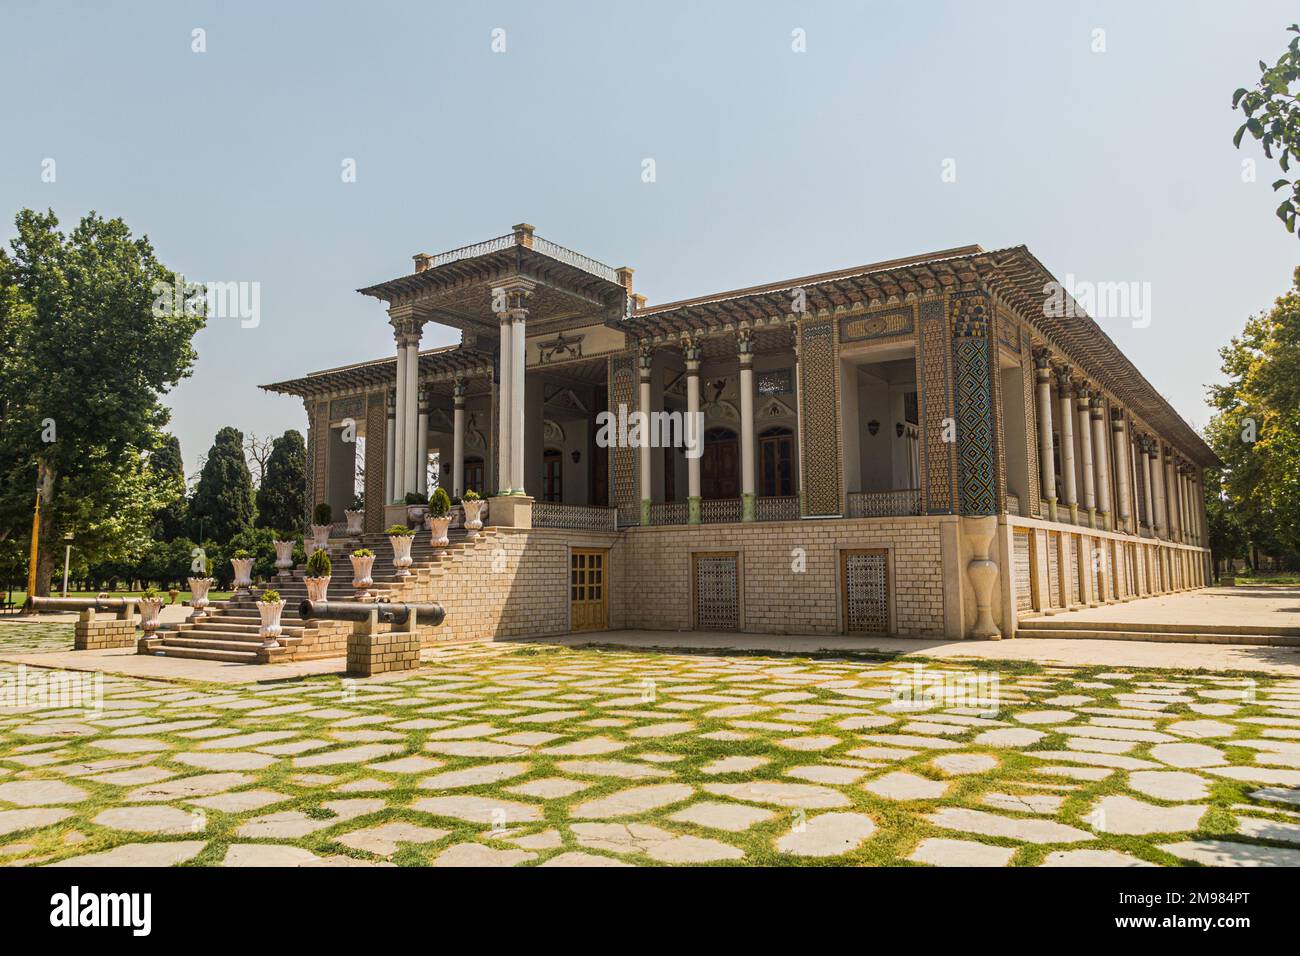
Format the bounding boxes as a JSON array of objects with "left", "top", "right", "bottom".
[
  {"left": 304, "top": 575, "right": 330, "bottom": 602},
  {"left": 344, "top": 509, "right": 365, "bottom": 536},
  {"left": 389, "top": 534, "right": 414, "bottom": 578},
  {"left": 256, "top": 598, "right": 287, "bottom": 648},
  {"left": 462, "top": 499, "right": 487, "bottom": 536},
  {"left": 138, "top": 597, "right": 164, "bottom": 635},
  {"left": 426, "top": 515, "right": 451, "bottom": 548},
  {"left": 187, "top": 576, "right": 213, "bottom": 610},
  {"left": 273, "top": 539, "right": 296, "bottom": 572},
  {"left": 406, "top": 504, "right": 428, "bottom": 527},
  {"left": 230, "top": 557, "right": 255, "bottom": 591},
  {"left": 350, "top": 553, "right": 375, "bottom": 595},
  {"left": 309, "top": 524, "right": 331, "bottom": 556}
]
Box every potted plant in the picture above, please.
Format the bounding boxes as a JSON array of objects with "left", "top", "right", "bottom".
[
  {"left": 230, "top": 549, "right": 255, "bottom": 591},
  {"left": 187, "top": 562, "right": 214, "bottom": 610},
  {"left": 462, "top": 488, "right": 486, "bottom": 536},
  {"left": 256, "top": 587, "right": 286, "bottom": 648},
  {"left": 386, "top": 524, "right": 415, "bottom": 577},
  {"left": 405, "top": 491, "right": 429, "bottom": 526},
  {"left": 344, "top": 494, "right": 365, "bottom": 536},
  {"left": 350, "top": 547, "right": 375, "bottom": 597},
  {"left": 304, "top": 547, "right": 331, "bottom": 602},
  {"left": 138, "top": 587, "right": 164, "bottom": 634},
  {"left": 309, "top": 503, "right": 333, "bottom": 555},
  {"left": 425, "top": 487, "right": 452, "bottom": 547},
  {"left": 273, "top": 535, "right": 297, "bottom": 572},
  {"left": 167, "top": 587, "right": 180, "bottom": 605}
]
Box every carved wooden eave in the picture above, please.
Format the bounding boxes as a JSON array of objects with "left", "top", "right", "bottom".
[{"left": 260, "top": 344, "right": 494, "bottom": 400}]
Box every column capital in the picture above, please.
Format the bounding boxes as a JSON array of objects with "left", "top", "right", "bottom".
[
  {"left": 1088, "top": 391, "right": 1105, "bottom": 415},
  {"left": 386, "top": 389, "right": 396, "bottom": 416},
  {"left": 1054, "top": 365, "right": 1074, "bottom": 393},
  {"left": 1110, "top": 407, "right": 1126, "bottom": 426},
  {"left": 737, "top": 329, "right": 754, "bottom": 365},
  {"left": 453, "top": 377, "right": 466, "bottom": 403},
  {"left": 417, "top": 389, "right": 430, "bottom": 414},
  {"left": 683, "top": 341, "right": 702, "bottom": 368},
  {"left": 637, "top": 342, "right": 654, "bottom": 377},
  {"left": 491, "top": 277, "right": 535, "bottom": 319},
  {"left": 1032, "top": 346, "right": 1053, "bottom": 370}
]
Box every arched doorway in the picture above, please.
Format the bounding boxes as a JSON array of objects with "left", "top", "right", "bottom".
[{"left": 702, "top": 427, "right": 739, "bottom": 499}]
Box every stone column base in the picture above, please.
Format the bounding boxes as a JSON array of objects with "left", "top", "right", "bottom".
[
  {"left": 347, "top": 608, "right": 419, "bottom": 677},
  {"left": 488, "top": 495, "right": 532, "bottom": 529},
  {"left": 688, "top": 496, "right": 701, "bottom": 524},
  {"left": 76, "top": 608, "right": 137, "bottom": 650}
]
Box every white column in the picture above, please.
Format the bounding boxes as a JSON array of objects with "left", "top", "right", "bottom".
[
  {"left": 384, "top": 390, "right": 396, "bottom": 505},
  {"left": 739, "top": 333, "right": 756, "bottom": 521},
  {"left": 452, "top": 380, "right": 465, "bottom": 498},
  {"left": 1111, "top": 411, "right": 1132, "bottom": 531},
  {"left": 1033, "top": 351, "right": 1057, "bottom": 519},
  {"left": 497, "top": 314, "right": 512, "bottom": 494},
  {"left": 403, "top": 338, "right": 420, "bottom": 496},
  {"left": 1169, "top": 458, "right": 1184, "bottom": 542},
  {"left": 392, "top": 338, "right": 407, "bottom": 502},
  {"left": 416, "top": 389, "right": 429, "bottom": 497},
  {"left": 1152, "top": 442, "right": 1168, "bottom": 538},
  {"left": 510, "top": 311, "right": 526, "bottom": 495},
  {"left": 1140, "top": 439, "right": 1156, "bottom": 534},
  {"left": 1090, "top": 395, "right": 1112, "bottom": 528},
  {"left": 685, "top": 343, "right": 702, "bottom": 523},
  {"left": 1057, "top": 371, "right": 1078, "bottom": 521},
  {"left": 1076, "top": 389, "right": 1096, "bottom": 523},
  {"left": 638, "top": 349, "right": 653, "bottom": 524}
]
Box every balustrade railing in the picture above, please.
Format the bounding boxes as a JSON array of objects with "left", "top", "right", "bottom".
[
  {"left": 532, "top": 502, "right": 618, "bottom": 532},
  {"left": 845, "top": 489, "right": 922, "bottom": 518},
  {"left": 648, "top": 502, "right": 690, "bottom": 526},
  {"left": 755, "top": 495, "right": 800, "bottom": 522},
  {"left": 700, "top": 498, "right": 743, "bottom": 524}
]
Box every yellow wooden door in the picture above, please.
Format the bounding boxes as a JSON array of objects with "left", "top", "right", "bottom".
[{"left": 570, "top": 549, "right": 609, "bottom": 632}]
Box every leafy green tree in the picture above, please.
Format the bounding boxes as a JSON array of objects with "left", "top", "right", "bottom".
[
  {"left": 190, "top": 426, "right": 254, "bottom": 543},
  {"left": 0, "top": 210, "right": 203, "bottom": 594},
  {"left": 1233, "top": 23, "right": 1300, "bottom": 237},
  {"left": 255, "top": 429, "right": 306, "bottom": 533}
]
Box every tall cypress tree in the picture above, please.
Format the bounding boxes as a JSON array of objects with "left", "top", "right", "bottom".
[
  {"left": 190, "top": 426, "right": 254, "bottom": 543},
  {"left": 255, "top": 429, "right": 306, "bottom": 534},
  {"left": 149, "top": 434, "right": 188, "bottom": 540}
]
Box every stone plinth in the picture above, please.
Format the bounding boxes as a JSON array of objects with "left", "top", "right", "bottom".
[
  {"left": 347, "top": 608, "right": 419, "bottom": 677},
  {"left": 75, "top": 607, "right": 137, "bottom": 651}
]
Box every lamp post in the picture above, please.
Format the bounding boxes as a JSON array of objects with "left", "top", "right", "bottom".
[{"left": 61, "top": 532, "right": 74, "bottom": 598}]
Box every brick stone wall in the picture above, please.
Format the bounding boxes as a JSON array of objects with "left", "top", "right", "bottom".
[
  {"left": 74, "top": 611, "right": 136, "bottom": 650},
  {"left": 347, "top": 620, "right": 419, "bottom": 676}
]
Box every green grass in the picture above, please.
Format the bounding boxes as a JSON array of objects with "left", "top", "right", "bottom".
[{"left": 2, "top": 588, "right": 234, "bottom": 608}]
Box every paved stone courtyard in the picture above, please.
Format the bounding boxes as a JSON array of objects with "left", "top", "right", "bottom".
[{"left": 2, "top": 641, "right": 1300, "bottom": 867}]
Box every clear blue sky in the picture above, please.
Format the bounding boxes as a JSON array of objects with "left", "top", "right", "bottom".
[{"left": 2, "top": 0, "right": 1296, "bottom": 477}]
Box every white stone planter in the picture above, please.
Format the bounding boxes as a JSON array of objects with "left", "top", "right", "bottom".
[
  {"left": 309, "top": 524, "right": 331, "bottom": 557},
  {"left": 230, "top": 557, "right": 254, "bottom": 591},
  {"left": 344, "top": 509, "right": 365, "bottom": 535},
  {"left": 187, "top": 577, "right": 213, "bottom": 610},
  {"left": 256, "top": 599, "right": 287, "bottom": 648},
  {"left": 273, "top": 539, "right": 296, "bottom": 571},
  {"left": 463, "top": 499, "right": 487, "bottom": 535},
  {"left": 426, "top": 515, "right": 451, "bottom": 548},
  {"left": 138, "top": 597, "right": 164, "bottom": 634},
  {"left": 304, "top": 576, "right": 330, "bottom": 602},
  {"left": 389, "top": 534, "right": 414, "bottom": 577},
  {"left": 350, "top": 554, "right": 375, "bottom": 594},
  {"left": 406, "top": 504, "right": 428, "bottom": 526}
]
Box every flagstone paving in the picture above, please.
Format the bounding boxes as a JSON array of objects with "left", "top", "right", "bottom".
[{"left": 2, "top": 643, "right": 1300, "bottom": 866}]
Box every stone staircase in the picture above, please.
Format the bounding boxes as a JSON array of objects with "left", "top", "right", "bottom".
[
  {"left": 142, "top": 526, "right": 496, "bottom": 664},
  {"left": 1017, "top": 616, "right": 1300, "bottom": 647}
]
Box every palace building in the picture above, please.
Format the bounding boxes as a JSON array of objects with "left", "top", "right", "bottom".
[{"left": 261, "top": 223, "right": 1214, "bottom": 651}]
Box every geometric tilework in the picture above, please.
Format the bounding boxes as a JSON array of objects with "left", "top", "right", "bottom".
[
  {"left": 608, "top": 353, "right": 639, "bottom": 525},
  {"left": 917, "top": 299, "right": 954, "bottom": 514},
  {"left": 1020, "top": 331, "right": 1041, "bottom": 516},
  {"left": 950, "top": 293, "right": 997, "bottom": 516},
  {"left": 364, "top": 392, "right": 387, "bottom": 533},
  {"left": 797, "top": 320, "right": 841, "bottom": 515}
]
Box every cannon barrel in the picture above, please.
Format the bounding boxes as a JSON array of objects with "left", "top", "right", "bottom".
[
  {"left": 298, "top": 599, "right": 445, "bottom": 627},
  {"left": 24, "top": 595, "right": 138, "bottom": 614}
]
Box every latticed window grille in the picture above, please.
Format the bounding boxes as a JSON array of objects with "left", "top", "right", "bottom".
[
  {"left": 843, "top": 550, "right": 889, "bottom": 634},
  {"left": 694, "top": 554, "right": 739, "bottom": 630}
]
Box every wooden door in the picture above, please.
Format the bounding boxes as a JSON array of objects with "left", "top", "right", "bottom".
[
  {"left": 702, "top": 430, "right": 739, "bottom": 499},
  {"left": 570, "top": 549, "right": 608, "bottom": 632}
]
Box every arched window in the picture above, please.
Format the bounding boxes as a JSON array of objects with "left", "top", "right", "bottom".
[
  {"left": 543, "top": 448, "right": 563, "bottom": 502},
  {"left": 758, "top": 426, "right": 794, "bottom": 497}
]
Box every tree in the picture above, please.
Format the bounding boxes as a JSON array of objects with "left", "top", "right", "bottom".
[
  {"left": 1233, "top": 23, "right": 1300, "bottom": 238},
  {"left": 0, "top": 209, "right": 204, "bottom": 594},
  {"left": 148, "top": 433, "right": 188, "bottom": 540},
  {"left": 255, "top": 429, "right": 306, "bottom": 533},
  {"left": 243, "top": 432, "right": 274, "bottom": 487},
  {"left": 190, "top": 426, "right": 254, "bottom": 543}
]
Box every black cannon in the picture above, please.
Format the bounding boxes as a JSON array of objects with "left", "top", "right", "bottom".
[
  {"left": 24, "top": 595, "right": 138, "bottom": 614},
  {"left": 298, "top": 599, "right": 445, "bottom": 627}
]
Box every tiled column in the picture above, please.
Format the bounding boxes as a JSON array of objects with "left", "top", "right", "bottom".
[
  {"left": 452, "top": 379, "right": 465, "bottom": 498},
  {"left": 1076, "top": 384, "right": 1097, "bottom": 526},
  {"left": 497, "top": 309, "right": 513, "bottom": 494},
  {"left": 738, "top": 331, "right": 756, "bottom": 521},
  {"left": 1056, "top": 369, "right": 1078, "bottom": 523},
  {"left": 1090, "top": 393, "right": 1112, "bottom": 530},
  {"left": 639, "top": 345, "right": 653, "bottom": 525},
  {"left": 416, "top": 389, "right": 429, "bottom": 497},
  {"left": 1033, "top": 349, "right": 1057, "bottom": 520},
  {"left": 1111, "top": 411, "right": 1132, "bottom": 532},
  {"left": 685, "top": 342, "right": 702, "bottom": 524},
  {"left": 385, "top": 389, "right": 396, "bottom": 504}
]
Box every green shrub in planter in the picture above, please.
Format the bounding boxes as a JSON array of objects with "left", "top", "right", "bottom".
[
  {"left": 404, "top": 492, "right": 428, "bottom": 505},
  {"left": 231, "top": 549, "right": 252, "bottom": 560},
  {"left": 462, "top": 489, "right": 481, "bottom": 501},
  {"left": 385, "top": 524, "right": 414, "bottom": 536},
  {"left": 141, "top": 587, "right": 159, "bottom": 600},
  {"left": 260, "top": 588, "right": 281, "bottom": 604},
  {"left": 429, "top": 487, "right": 451, "bottom": 518},
  {"left": 352, "top": 548, "right": 374, "bottom": 557},
  {"left": 313, "top": 502, "right": 333, "bottom": 526},
  {"left": 306, "top": 549, "right": 331, "bottom": 577}
]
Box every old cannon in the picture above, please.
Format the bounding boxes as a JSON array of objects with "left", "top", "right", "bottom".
[
  {"left": 24, "top": 595, "right": 138, "bottom": 616},
  {"left": 297, "top": 599, "right": 445, "bottom": 627},
  {"left": 25, "top": 595, "right": 142, "bottom": 651},
  {"left": 298, "top": 599, "right": 445, "bottom": 677}
]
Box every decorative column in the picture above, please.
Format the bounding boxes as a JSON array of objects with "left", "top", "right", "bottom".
[
  {"left": 510, "top": 297, "right": 527, "bottom": 496},
  {"left": 1152, "top": 440, "right": 1168, "bottom": 538},
  {"left": 1090, "top": 393, "right": 1112, "bottom": 530},
  {"left": 391, "top": 327, "right": 408, "bottom": 502},
  {"left": 685, "top": 341, "right": 702, "bottom": 524},
  {"left": 385, "top": 389, "right": 397, "bottom": 505},
  {"left": 1140, "top": 437, "right": 1156, "bottom": 534},
  {"left": 1056, "top": 368, "right": 1078, "bottom": 523},
  {"left": 452, "top": 379, "right": 466, "bottom": 498},
  {"left": 738, "top": 331, "right": 756, "bottom": 521},
  {"left": 496, "top": 304, "right": 513, "bottom": 494},
  {"left": 1111, "top": 410, "right": 1132, "bottom": 532},
  {"left": 638, "top": 345, "right": 653, "bottom": 525},
  {"left": 1033, "top": 349, "right": 1057, "bottom": 521},
  {"left": 1076, "top": 384, "right": 1096, "bottom": 526},
  {"left": 416, "top": 389, "right": 429, "bottom": 497},
  {"left": 403, "top": 332, "right": 421, "bottom": 496}
]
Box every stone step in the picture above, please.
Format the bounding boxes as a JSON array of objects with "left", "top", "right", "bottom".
[
  {"left": 159, "top": 635, "right": 299, "bottom": 653},
  {"left": 166, "top": 628, "right": 303, "bottom": 646},
  {"left": 1015, "top": 627, "right": 1300, "bottom": 647},
  {"left": 147, "top": 645, "right": 260, "bottom": 663},
  {"left": 189, "top": 621, "right": 306, "bottom": 638},
  {"left": 1017, "top": 618, "right": 1300, "bottom": 638}
]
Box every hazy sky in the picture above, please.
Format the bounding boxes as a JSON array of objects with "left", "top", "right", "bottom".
[{"left": 2, "top": 0, "right": 1297, "bottom": 477}]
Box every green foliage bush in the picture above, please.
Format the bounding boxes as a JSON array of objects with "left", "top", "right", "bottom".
[
  {"left": 385, "top": 524, "right": 414, "bottom": 536},
  {"left": 306, "top": 548, "right": 331, "bottom": 577},
  {"left": 404, "top": 492, "right": 428, "bottom": 505},
  {"left": 429, "top": 487, "right": 451, "bottom": 518},
  {"left": 312, "top": 502, "right": 333, "bottom": 526}
]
